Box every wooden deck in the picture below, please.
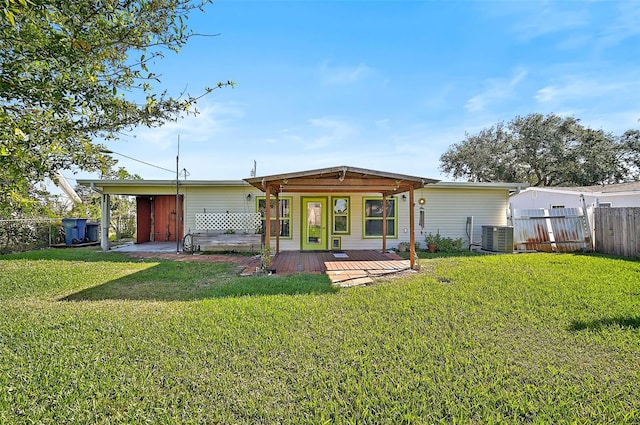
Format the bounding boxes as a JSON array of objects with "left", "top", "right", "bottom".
[{"left": 270, "top": 250, "right": 411, "bottom": 286}]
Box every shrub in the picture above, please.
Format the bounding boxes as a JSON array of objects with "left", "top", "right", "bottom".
[{"left": 425, "top": 232, "right": 466, "bottom": 253}]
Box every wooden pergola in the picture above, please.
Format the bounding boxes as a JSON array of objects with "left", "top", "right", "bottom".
[{"left": 244, "top": 165, "right": 439, "bottom": 269}]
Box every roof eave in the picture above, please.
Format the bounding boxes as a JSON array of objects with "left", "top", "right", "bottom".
[{"left": 243, "top": 165, "right": 439, "bottom": 193}]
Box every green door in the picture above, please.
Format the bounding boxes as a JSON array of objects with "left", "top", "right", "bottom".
[{"left": 302, "top": 197, "right": 327, "bottom": 251}]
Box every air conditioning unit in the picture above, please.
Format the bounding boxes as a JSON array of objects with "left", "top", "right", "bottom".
[{"left": 482, "top": 226, "right": 514, "bottom": 253}]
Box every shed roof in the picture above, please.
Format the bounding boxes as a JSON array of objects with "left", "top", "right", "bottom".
[
  {"left": 77, "top": 179, "right": 250, "bottom": 187},
  {"left": 553, "top": 181, "right": 640, "bottom": 193},
  {"left": 516, "top": 181, "right": 640, "bottom": 196}
]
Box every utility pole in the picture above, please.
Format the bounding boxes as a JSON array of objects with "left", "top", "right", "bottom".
[{"left": 176, "top": 135, "right": 180, "bottom": 254}]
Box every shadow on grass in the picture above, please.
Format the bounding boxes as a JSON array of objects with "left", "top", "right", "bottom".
[
  {"left": 1, "top": 247, "right": 151, "bottom": 263},
  {"left": 61, "top": 261, "right": 337, "bottom": 302},
  {"left": 571, "top": 251, "right": 640, "bottom": 263},
  {"left": 569, "top": 316, "right": 640, "bottom": 331}
]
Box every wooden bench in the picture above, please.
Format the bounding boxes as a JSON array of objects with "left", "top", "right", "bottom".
[{"left": 184, "top": 212, "right": 263, "bottom": 253}]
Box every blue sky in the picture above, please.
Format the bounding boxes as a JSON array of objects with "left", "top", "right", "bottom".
[{"left": 70, "top": 0, "right": 640, "bottom": 184}]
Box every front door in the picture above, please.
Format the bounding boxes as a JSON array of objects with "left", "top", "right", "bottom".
[{"left": 302, "top": 197, "right": 327, "bottom": 250}]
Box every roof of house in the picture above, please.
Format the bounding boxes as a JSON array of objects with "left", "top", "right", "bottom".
[
  {"left": 554, "top": 181, "right": 640, "bottom": 193},
  {"left": 516, "top": 181, "right": 640, "bottom": 196},
  {"left": 77, "top": 179, "right": 250, "bottom": 187},
  {"left": 244, "top": 165, "right": 440, "bottom": 195},
  {"left": 429, "top": 181, "right": 525, "bottom": 191},
  {"left": 77, "top": 167, "right": 526, "bottom": 195}
]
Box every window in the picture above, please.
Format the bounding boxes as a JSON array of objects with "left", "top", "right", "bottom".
[
  {"left": 257, "top": 197, "right": 292, "bottom": 238},
  {"left": 550, "top": 205, "right": 565, "bottom": 209},
  {"left": 363, "top": 197, "right": 397, "bottom": 238},
  {"left": 598, "top": 202, "right": 612, "bottom": 207},
  {"left": 332, "top": 197, "right": 350, "bottom": 234}
]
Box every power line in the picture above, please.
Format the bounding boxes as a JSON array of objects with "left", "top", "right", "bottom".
[{"left": 103, "top": 149, "right": 175, "bottom": 174}]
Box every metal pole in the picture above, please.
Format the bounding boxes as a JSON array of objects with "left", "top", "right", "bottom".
[{"left": 176, "top": 135, "right": 180, "bottom": 254}]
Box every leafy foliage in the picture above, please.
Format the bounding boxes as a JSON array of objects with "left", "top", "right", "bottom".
[
  {"left": 440, "top": 113, "right": 637, "bottom": 186},
  {"left": 0, "top": 0, "right": 233, "bottom": 214},
  {"left": 0, "top": 218, "right": 63, "bottom": 254},
  {"left": 425, "top": 232, "right": 466, "bottom": 252},
  {"left": 619, "top": 129, "right": 640, "bottom": 180}
]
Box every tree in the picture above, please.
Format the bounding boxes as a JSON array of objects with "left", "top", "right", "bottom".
[
  {"left": 619, "top": 130, "right": 640, "bottom": 180},
  {"left": 0, "top": 0, "right": 233, "bottom": 216},
  {"left": 439, "top": 113, "right": 634, "bottom": 187}
]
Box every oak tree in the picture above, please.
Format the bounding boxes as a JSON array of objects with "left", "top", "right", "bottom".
[{"left": 440, "top": 113, "right": 634, "bottom": 187}]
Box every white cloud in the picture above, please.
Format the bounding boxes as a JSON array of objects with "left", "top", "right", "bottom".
[
  {"left": 126, "top": 101, "right": 245, "bottom": 150},
  {"left": 597, "top": 1, "right": 640, "bottom": 49},
  {"left": 100, "top": 100, "right": 246, "bottom": 179},
  {"left": 304, "top": 118, "right": 357, "bottom": 150},
  {"left": 465, "top": 68, "right": 528, "bottom": 112},
  {"left": 492, "top": 2, "right": 591, "bottom": 41},
  {"left": 319, "top": 61, "right": 373, "bottom": 85},
  {"left": 375, "top": 119, "right": 390, "bottom": 130},
  {"left": 534, "top": 77, "right": 637, "bottom": 104}
]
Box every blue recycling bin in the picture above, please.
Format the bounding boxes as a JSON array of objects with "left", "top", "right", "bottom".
[
  {"left": 86, "top": 223, "right": 99, "bottom": 242},
  {"left": 76, "top": 218, "right": 87, "bottom": 241},
  {"left": 62, "top": 218, "right": 88, "bottom": 245},
  {"left": 62, "top": 218, "right": 79, "bottom": 245}
]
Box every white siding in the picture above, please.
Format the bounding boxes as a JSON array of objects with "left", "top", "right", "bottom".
[
  {"left": 510, "top": 190, "right": 586, "bottom": 210},
  {"left": 179, "top": 186, "right": 510, "bottom": 251},
  {"left": 182, "top": 186, "right": 262, "bottom": 234},
  {"left": 406, "top": 187, "right": 510, "bottom": 248},
  {"left": 511, "top": 188, "right": 640, "bottom": 210}
]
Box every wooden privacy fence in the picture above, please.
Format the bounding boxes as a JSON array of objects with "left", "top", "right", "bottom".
[
  {"left": 511, "top": 208, "right": 592, "bottom": 253},
  {"left": 594, "top": 207, "right": 640, "bottom": 258}
]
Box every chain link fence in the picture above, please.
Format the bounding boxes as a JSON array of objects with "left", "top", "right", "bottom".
[
  {"left": 0, "top": 219, "right": 63, "bottom": 254},
  {"left": 0, "top": 215, "right": 136, "bottom": 254}
]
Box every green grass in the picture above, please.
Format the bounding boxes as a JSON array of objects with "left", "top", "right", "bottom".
[{"left": 1, "top": 249, "right": 639, "bottom": 423}]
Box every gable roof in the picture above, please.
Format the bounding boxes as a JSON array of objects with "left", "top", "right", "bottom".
[{"left": 243, "top": 165, "right": 439, "bottom": 196}]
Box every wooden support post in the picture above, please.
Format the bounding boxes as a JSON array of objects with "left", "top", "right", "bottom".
[
  {"left": 275, "top": 190, "right": 280, "bottom": 254},
  {"left": 382, "top": 194, "right": 387, "bottom": 252},
  {"left": 265, "top": 186, "right": 271, "bottom": 253},
  {"left": 409, "top": 187, "right": 416, "bottom": 269}
]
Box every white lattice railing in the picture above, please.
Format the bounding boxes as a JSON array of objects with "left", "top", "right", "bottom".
[{"left": 194, "top": 212, "right": 262, "bottom": 233}]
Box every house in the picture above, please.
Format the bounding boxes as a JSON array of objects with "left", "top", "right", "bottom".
[
  {"left": 510, "top": 182, "right": 640, "bottom": 210},
  {"left": 78, "top": 165, "right": 522, "bottom": 268}
]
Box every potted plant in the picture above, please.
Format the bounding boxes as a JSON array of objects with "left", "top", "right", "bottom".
[
  {"left": 260, "top": 246, "right": 272, "bottom": 272},
  {"left": 396, "top": 241, "right": 410, "bottom": 252},
  {"left": 425, "top": 232, "right": 441, "bottom": 253}
]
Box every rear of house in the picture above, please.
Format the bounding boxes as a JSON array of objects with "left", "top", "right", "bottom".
[{"left": 78, "top": 166, "right": 521, "bottom": 254}]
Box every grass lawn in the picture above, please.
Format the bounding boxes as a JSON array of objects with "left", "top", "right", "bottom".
[{"left": 1, "top": 249, "right": 639, "bottom": 424}]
